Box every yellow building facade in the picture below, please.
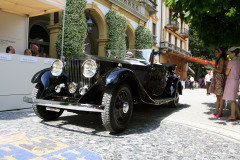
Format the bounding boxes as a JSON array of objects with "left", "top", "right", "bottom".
[{"left": 29, "top": 0, "right": 190, "bottom": 80}]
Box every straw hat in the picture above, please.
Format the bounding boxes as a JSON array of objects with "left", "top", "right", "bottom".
[{"left": 228, "top": 46, "right": 240, "bottom": 52}]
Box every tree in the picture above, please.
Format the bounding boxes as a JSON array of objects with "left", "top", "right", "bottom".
[
  {"left": 164, "top": 0, "right": 240, "bottom": 48},
  {"left": 105, "top": 10, "right": 127, "bottom": 58},
  {"left": 55, "top": 0, "right": 87, "bottom": 60},
  {"left": 135, "top": 26, "right": 153, "bottom": 49},
  {"left": 188, "top": 28, "right": 214, "bottom": 78}
]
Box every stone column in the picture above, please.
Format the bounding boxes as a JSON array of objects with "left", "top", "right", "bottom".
[
  {"left": 47, "top": 24, "right": 60, "bottom": 58},
  {"left": 47, "top": 13, "right": 60, "bottom": 58},
  {"left": 97, "top": 39, "right": 108, "bottom": 57}
]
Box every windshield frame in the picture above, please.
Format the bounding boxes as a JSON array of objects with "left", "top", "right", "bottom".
[{"left": 106, "top": 49, "right": 154, "bottom": 63}]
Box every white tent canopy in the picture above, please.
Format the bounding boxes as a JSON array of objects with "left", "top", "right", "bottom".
[{"left": 0, "top": 0, "right": 66, "bottom": 17}]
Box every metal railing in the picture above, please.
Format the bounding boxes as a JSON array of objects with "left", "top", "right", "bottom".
[
  {"left": 160, "top": 41, "right": 192, "bottom": 57},
  {"left": 167, "top": 18, "right": 179, "bottom": 27},
  {"left": 153, "top": 35, "right": 157, "bottom": 46},
  {"left": 108, "top": 0, "right": 148, "bottom": 22},
  {"left": 179, "top": 28, "right": 189, "bottom": 35},
  {"left": 118, "top": 0, "right": 141, "bottom": 13},
  {"left": 146, "top": 0, "right": 157, "bottom": 10}
]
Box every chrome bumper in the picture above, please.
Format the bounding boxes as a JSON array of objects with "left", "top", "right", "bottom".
[{"left": 23, "top": 96, "right": 105, "bottom": 113}]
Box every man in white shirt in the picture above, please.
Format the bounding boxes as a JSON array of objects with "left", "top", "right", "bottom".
[
  {"left": 190, "top": 75, "right": 194, "bottom": 90},
  {"left": 205, "top": 71, "right": 211, "bottom": 95}
]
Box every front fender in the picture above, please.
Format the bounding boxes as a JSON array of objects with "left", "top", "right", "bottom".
[
  {"left": 31, "top": 68, "right": 50, "bottom": 83},
  {"left": 104, "top": 68, "right": 134, "bottom": 87},
  {"left": 31, "top": 68, "right": 68, "bottom": 91}
]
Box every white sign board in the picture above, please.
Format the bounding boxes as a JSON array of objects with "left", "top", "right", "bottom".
[{"left": 0, "top": 53, "right": 56, "bottom": 111}]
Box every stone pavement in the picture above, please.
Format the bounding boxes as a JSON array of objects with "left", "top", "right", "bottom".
[{"left": 0, "top": 89, "right": 240, "bottom": 160}]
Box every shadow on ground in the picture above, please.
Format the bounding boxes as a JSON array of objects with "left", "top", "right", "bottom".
[
  {"left": 39, "top": 102, "right": 190, "bottom": 136},
  {"left": 202, "top": 102, "right": 240, "bottom": 126}
]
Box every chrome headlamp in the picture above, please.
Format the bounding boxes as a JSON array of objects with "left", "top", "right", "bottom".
[
  {"left": 51, "top": 60, "right": 64, "bottom": 76},
  {"left": 82, "top": 59, "right": 97, "bottom": 78},
  {"left": 68, "top": 82, "right": 77, "bottom": 94}
]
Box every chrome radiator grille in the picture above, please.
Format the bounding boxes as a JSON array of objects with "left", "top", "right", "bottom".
[{"left": 68, "top": 60, "right": 96, "bottom": 87}]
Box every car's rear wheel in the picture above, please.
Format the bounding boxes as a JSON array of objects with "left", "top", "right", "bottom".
[
  {"left": 168, "top": 86, "right": 179, "bottom": 108},
  {"left": 101, "top": 83, "right": 133, "bottom": 133},
  {"left": 32, "top": 84, "right": 64, "bottom": 120}
]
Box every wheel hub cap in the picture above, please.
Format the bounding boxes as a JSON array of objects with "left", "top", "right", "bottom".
[{"left": 122, "top": 102, "right": 129, "bottom": 113}]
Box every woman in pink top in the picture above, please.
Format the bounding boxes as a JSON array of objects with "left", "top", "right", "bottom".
[{"left": 223, "top": 47, "right": 240, "bottom": 121}]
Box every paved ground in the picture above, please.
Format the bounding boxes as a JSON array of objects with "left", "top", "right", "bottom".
[{"left": 0, "top": 89, "right": 240, "bottom": 159}]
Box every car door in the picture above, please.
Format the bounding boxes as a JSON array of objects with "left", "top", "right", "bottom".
[{"left": 145, "top": 53, "right": 167, "bottom": 97}]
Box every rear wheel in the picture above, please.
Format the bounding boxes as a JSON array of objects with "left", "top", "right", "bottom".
[
  {"left": 101, "top": 84, "right": 133, "bottom": 133},
  {"left": 168, "top": 86, "right": 179, "bottom": 108},
  {"left": 32, "top": 84, "right": 64, "bottom": 120}
]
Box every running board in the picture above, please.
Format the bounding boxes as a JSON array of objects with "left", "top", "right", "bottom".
[{"left": 153, "top": 98, "right": 174, "bottom": 105}]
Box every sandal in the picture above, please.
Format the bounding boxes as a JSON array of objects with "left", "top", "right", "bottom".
[
  {"left": 215, "top": 113, "right": 223, "bottom": 117},
  {"left": 224, "top": 117, "right": 236, "bottom": 121},
  {"left": 209, "top": 112, "right": 218, "bottom": 116}
]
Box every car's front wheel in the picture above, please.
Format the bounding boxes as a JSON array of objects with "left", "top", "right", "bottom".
[
  {"left": 101, "top": 83, "right": 133, "bottom": 133},
  {"left": 32, "top": 84, "right": 64, "bottom": 121}
]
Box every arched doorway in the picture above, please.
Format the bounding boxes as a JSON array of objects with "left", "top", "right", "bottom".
[
  {"left": 85, "top": 3, "right": 108, "bottom": 56},
  {"left": 29, "top": 19, "right": 50, "bottom": 56},
  {"left": 126, "top": 21, "right": 135, "bottom": 49},
  {"left": 85, "top": 12, "right": 98, "bottom": 55}
]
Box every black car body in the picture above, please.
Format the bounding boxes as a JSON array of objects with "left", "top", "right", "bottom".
[{"left": 24, "top": 49, "right": 182, "bottom": 133}]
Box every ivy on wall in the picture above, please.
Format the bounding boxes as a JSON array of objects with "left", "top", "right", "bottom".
[
  {"left": 55, "top": 0, "right": 87, "bottom": 60},
  {"left": 135, "top": 26, "right": 153, "bottom": 49},
  {"left": 105, "top": 10, "right": 127, "bottom": 58}
]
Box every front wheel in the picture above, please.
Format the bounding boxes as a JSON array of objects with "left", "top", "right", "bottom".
[
  {"left": 101, "top": 84, "right": 133, "bottom": 133},
  {"left": 32, "top": 84, "right": 64, "bottom": 121}
]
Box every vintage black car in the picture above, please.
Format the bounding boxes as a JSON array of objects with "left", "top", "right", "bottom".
[{"left": 23, "top": 49, "right": 182, "bottom": 133}]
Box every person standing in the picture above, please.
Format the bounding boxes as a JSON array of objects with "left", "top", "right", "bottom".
[
  {"left": 205, "top": 71, "right": 212, "bottom": 95},
  {"left": 190, "top": 75, "right": 194, "bottom": 90},
  {"left": 24, "top": 49, "right": 32, "bottom": 56},
  {"left": 6, "top": 46, "right": 15, "bottom": 54},
  {"left": 209, "top": 48, "right": 227, "bottom": 117},
  {"left": 31, "top": 44, "right": 40, "bottom": 57},
  {"left": 223, "top": 47, "right": 240, "bottom": 121}
]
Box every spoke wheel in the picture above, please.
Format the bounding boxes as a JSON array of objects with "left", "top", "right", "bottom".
[
  {"left": 169, "top": 85, "right": 179, "bottom": 108},
  {"left": 101, "top": 84, "right": 133, "bottom": 133},
  {"left": 32, "top": 84, "right": 64, "bottom": 121}
]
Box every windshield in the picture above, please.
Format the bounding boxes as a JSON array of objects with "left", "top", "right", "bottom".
[{"left": 106, "top": 49, "right": 152, "bottom": 63}]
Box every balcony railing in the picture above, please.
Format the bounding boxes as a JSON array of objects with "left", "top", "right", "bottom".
[
  {"left": 179, "top": 28, "right": 189, "bottom": 38},
  {"left": 153, "top": 35, "right": 157, "bottom": 46},
  {"left": 108, "top": 0, "right": 148, "bottom": 22},
  {"left": 166, "top": 18, "right": 179, "bottom": 31},
  {"left": 139, "top": 0, "right": 158, "bottom": 16},
  {"left": 160, "top": 41, "right": 192, "bottom": 57}
]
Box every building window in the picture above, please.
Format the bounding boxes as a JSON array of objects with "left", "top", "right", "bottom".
[
  {"left": 153, "top": 23, "right": 156, "bottom": 36},
  {"left": 169, "top": 9, "right": 172, "bottom": 20},
  {"left": 168, "top": 33, "right": 171, "bottom": 43},
  {"left": 180, "top": 41, "right": 182, "bottom": 49},
  {"left": 175, "top": 37, "right": 177, "bottom": 46}
]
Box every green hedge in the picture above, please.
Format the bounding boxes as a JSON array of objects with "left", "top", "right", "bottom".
[
  {"left": 105, "top": 10, "right": 127, "bottom": 58},
  {"left": 135, "top": 26, "right": 153, "bottom": 49},
  {"left": 55, "top": 0, "right": 87, "bottom": 60}
]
